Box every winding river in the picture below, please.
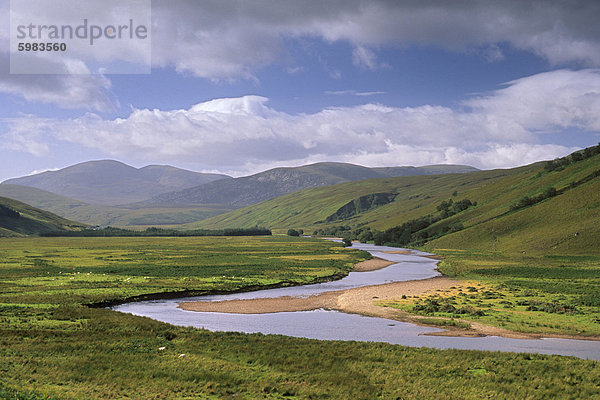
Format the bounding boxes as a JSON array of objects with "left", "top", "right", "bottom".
[{"left": 113, "top": 242, "right": 600, "bottom": 360}]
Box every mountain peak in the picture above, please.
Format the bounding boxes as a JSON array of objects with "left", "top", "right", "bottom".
[{"left": 2, "top": 161, "right": 229, "bottom": 206}]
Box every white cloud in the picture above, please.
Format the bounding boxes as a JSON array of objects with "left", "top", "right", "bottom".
[
  {"left": 1, "top": 115, "right": 51, "bottom": 155},
  {"left": 465, "top": 69, "right": 600, "bottom": 132},
  {"left": 352, "top": 46, "right": 379, "bottom": 70},
  {"left": 27, "top": 167, "right": 59, "bottom": 176},
  {"left": 3, "top": 69, "right": 598, "bottom": 172}
]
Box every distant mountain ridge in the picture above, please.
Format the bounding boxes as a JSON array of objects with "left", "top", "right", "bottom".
[
  {"left": 144, "top": 162, "right": 479, "bottom": 207},
  {"left": 3, "top": 160, "right": 230, "bottom": 206},
  {"left": 0, "top": 184, "right": 234, "bottom": 228},
  {"left": 191, "top": 146, "right": 600, "bottom": 256},
  {"left": 1, "top": 160, "right": 478, "bottom": 226}
]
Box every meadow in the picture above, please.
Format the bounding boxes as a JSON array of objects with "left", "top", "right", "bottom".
[
  {"left": 382, "top": 250, "right": 600, "bottom": 338},
  {"left": 1, "top": 236, "right": 600, "bottom": 399}
]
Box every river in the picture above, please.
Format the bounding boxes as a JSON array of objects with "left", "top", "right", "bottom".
[{"left": 112, "top": 242, "right": 600, "bottom": 360}]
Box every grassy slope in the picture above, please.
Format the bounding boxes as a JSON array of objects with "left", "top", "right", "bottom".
[
  {"left": 0, "top": 196, "right": 86, "bottom": 237},
  {"left": 380, "top": 153, "right": 600, "bottom": 338},
  {"left": 429, "top": 177, "right": 599, "bottom": 255},
  {"left": 193, "top": 152, "right": 599, "bottom": 242},
  {"left": 0, "top": 184, "right": 233, "bottom": 228},
  {"left": 188, "top": 168, "right": 514, "bottom": 230},
  {"left": 1, "top": 236, "right": 598, "bottom": 400},
  {"left": 424, "top": 153, "right": 600, "bottom": 255}
]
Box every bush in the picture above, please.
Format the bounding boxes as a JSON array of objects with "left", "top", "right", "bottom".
[
  {"left": 287, "top": 229, "right": 300, "bottom": 237},
  {"left": 510, "top": 187, "right": 558, "bottom": 211}
]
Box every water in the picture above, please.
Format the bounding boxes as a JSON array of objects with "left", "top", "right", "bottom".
[{"left": 113, "top": 242, "right": 600, "bottom": 360}]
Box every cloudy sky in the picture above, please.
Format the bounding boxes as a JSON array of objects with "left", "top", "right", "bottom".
[{"left": 1, "top": 0, "right": 600, "bottom": 181}]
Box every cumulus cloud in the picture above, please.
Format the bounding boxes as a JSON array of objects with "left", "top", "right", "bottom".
[
  {"left": 465, "top": 69, "right": 600, "bottom": 132},
  {"left": 3, "top": 69, "right": 597, "bottom": 172}
]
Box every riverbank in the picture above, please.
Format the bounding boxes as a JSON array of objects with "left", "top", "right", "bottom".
[
  {"left": 351, "top": 256, "right": 396, "bottom": 271},
  {"left": 179, "top": 251, "right": 600, "bottom": 342},
  {"left": 179, "top": 274, "right": 600, "bottom": 341},
  {"left": 178, "top": 276, "right": 457, "bottom": 315}
]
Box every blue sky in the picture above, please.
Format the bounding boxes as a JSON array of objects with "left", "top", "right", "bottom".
[{"left": 1, "top": 0, "right": 600, "bottom": 181}]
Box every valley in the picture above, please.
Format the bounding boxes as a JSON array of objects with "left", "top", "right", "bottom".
[{"left": 0, "top": 146, "right": 599, "bottom": 399}]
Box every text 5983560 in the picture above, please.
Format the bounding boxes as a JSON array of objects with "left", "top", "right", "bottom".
[{"left": 17, "top": 42, "right": 67, "bottom": 52}]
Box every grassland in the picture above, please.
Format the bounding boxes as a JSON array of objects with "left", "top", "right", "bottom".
[
  {"left": 2, "top": 236, "right": 600, "bottom": 399},
  {"left": 381, "top": 250, "right": 600, "bottom": 338},
  {"left": 0, "top": 236, "right": 365, "bottom": 305}
]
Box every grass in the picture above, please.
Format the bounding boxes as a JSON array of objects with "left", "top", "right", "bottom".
[
  {"left": 0, "top": 236, "right": 366, "bottom": 306},
  {"left": 383, "top": 250, "right": 600, "bottom": 337},
  {"left": 2, "top": 236, "right": 600, "bottom": 399}
]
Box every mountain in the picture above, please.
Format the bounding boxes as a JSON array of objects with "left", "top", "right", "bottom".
[
  {"left": 373, "top": 165, "right": 480, "bottom": 176},
  {"left": 144, "top": 162, "right": 479, "bottom": 207},
  {"left": 2, "top": 160, "right": 230, "bottom": 206},
  {"left": 0, "top": 184, "right": 233, "bottom": 228},
  {"left": 0, "top": 196, "right": 86, "bottom": 237},
  {"left": 190, "top": 146, "right": 600, "bottom": 256}
]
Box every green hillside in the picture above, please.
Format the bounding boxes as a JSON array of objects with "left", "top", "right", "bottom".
[
  {"left": 193, "top": 147, "right": 600, "bottom": 255},
  {"left": 428, "top": 170, "right": 599, "bottom": 255},
  {"left": 190, "top": 166, "right": 528, "bottom": 230},
  {"left": 0, "top": 196, "right": 86, "bottom": 237}
]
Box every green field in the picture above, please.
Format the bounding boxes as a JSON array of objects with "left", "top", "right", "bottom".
[
  {"left": 382, "top": 250, "right": 600, "bottom": 337},
  {"left": 0, "top": 236, "right": 366, "bottom": 305},
  {"left": 2, "top": 236, "right": 600, "bottom": 399}
]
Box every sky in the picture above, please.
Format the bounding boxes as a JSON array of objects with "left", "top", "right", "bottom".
[{"left": 1, "top": 0, "right": 600, "bottom": 181}]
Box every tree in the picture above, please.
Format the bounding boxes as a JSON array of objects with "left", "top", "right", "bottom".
[
  {"left": 357, "top": 230, "right": 373, "bottom": 243},
  {"left": 287, "top": 229, "right": 300, "bottom": 237}
]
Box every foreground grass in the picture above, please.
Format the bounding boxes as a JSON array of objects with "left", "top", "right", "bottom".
[
  {"left": 1, "top": 237, "right": 600, "bottom": 399},
  {"left": 384, "top": 249, "right": 600, "bottom": 338}
]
